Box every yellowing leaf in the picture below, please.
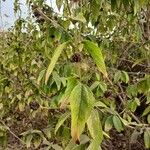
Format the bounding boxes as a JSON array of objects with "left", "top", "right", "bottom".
[
  {"left": 87, "top": 110, "right": 103, "bottom": 150},
  {"left": 83, "top": 40, "right": 108, "bottom": 78},
  {"left": 45, "top": 42, "right": 68, "bottom": 84},
  {"left": 70, "top": 83, "right": 95, "bottom": 142}
]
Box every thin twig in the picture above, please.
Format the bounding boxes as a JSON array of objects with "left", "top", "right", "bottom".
[
  {"left": 107, "top": 78, "right": 142, "bottom": 124},
  {"left": 66, "top": 0, "right": 72, "bottom": 16},
  {"left": 36, "top": 8, "right": 73, "bottom": 38}
]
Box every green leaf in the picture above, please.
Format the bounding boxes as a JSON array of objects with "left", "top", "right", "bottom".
[
  {"left": 45, "top": 42, "right": 68, "bottom": 84},
  {"left": 83, "top": 40, "right": 108, "bottom": 78},
  {"left": 144, "top": 128, "right": 150, "bottom": 149},
  {"left": 142, "top": 105, "right": 150, "bottom": 116},
  {"left": 99, "top": 82, "right": 107, "bottom": 93},
  {"left": 87, "top": 110, "right": 103, "bottom": 149},
  {"left": 121, "top": 71, "right": 129, "bottom": 83},
  {"left": 59, "top": 77, "right": 78, "bottom": 108},
  {"left": 90, "top": 81, "right": 100, "bottom": 91},
  {"left": 137, "top": 75, "right": 150, "bottom": 93},
  {"left": 91, "top": 1, "right": 100, "bottom": 22},
  {"left": 55, "top": 111, "right": 70, "bottom": 134},
  {"left": 52, "top": 71, "right": 62, "bottom": 91},
  {"left": 70, "top": 83, "right": 95, "bottom": 142},
  {"left": 104, "top": 116, "right": 113, "bottom": 132},
  {"left": 113, "top": 115, "right": 123, "bottom": 132},
  {"left": 126, "top": 85, "right": 138, "bottom": 97},
  {"left": 37, "top": 69, "right": 46, "bottom": 85},
  {"left": 71, "top": 13, "right": 86, "bottom": 23},
  {"left": 128, "top": 100, "right": 139, "bottom": 112}
]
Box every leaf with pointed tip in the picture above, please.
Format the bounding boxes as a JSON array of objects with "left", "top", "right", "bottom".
[
  {"left": 142, "top": 105, "right": 150, "bottom": 116},
  {"left": 52, "top": 71, "right": 62, "bottom": 91},
  {"left": 87, "top": 110, "right": 103, "bottom": 150},
  {"left": 113, "top": 115, "right": 123, "bottom": 132},
  {"left": 83, "top": 40, "right": 108, "bottom": 78},
  {"left": 70, "top": 83, "right": 95, "bottom": 142},
  {"left": 59, "top": 77, "right": 78, "bottom": 109},
  {"left": 45, "top": 42, "right": 68, "bottom": 84},
  {"left": 37, "top": 69, "right": 46, "bottom": 85},
  {"left": 55, "top": 111, "right": 70, "bottom": 134}
]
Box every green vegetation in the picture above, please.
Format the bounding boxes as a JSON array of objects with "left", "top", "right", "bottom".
[{"left": 0, "top": 0, "right": 150, "bottom": 149}]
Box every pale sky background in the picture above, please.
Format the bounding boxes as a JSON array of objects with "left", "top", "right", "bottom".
[{"left": 0, "top": 0, "right": 57, "bottom": 29}]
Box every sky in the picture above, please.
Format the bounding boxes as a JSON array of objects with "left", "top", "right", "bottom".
[{"left": 0, "top": 0, "right": 57, "bottom": 30}]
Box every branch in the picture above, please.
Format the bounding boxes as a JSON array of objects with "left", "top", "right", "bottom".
[{"left": 36, "top": 8, "right": 73, "bottom": 38}]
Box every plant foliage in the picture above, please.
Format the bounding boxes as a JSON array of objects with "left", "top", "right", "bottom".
[{"left": 0, "top": 0, "right": 150, "bottom": 149}]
